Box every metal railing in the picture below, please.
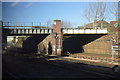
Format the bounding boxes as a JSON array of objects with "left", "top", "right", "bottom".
[{"left": 3, "top": 22, "right": 53, "bottom": 28}]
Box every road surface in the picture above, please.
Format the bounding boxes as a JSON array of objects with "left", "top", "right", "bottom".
[{"left": 2, "top": 52, "right": 120, "bottom": 79}]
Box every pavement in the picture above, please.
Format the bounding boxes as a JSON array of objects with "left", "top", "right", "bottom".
[
  {"left": 46, "top": 55, "right": 120, "bottom": 72},
  {"left": 69, "top": 53, "right": 120, "bottom": 67}
]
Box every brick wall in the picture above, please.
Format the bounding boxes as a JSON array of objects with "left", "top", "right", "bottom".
[
  {"left": 37, "top": 34, "right": 52, "bottom": 55},
  {"left": 83, "top": 34, "right": 118, "bottom": 54},
  {"left": 52, "top": 20, "right": 62, "bottom": 55},
  {"left": 37, "top": 20, "right": 62, "bottom": 55}
]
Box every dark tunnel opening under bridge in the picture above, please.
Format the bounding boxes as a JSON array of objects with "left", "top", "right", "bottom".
[
  {"left": 62, "top": 34, "right": 106, "bottom": 54},
  {"left": 22, "top": 35, "right": 49, "bottom": 53}
]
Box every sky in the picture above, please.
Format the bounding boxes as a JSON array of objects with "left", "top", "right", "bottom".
[
  {"left": 2, "top": 2, "right": 117, "bottom": 27},
  {"left": 0, "top": 1, "right": 2, "bottom": 20}
]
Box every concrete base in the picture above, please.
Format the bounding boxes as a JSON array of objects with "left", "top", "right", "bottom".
[{"left": 57, "top": 49, "right": 61, "bottom": 55}]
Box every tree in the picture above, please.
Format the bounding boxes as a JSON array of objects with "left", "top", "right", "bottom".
[
  {"left": 82, "top": 7, "right": 92, "bottom": 23},
  {"left": 46, "top": 19, "right": 52, "bottom": 27},
  {"left": 83, "top": 1, "right": 107, "bottom": 23},
  {"left": 61, "top": 20, "right": 73, "bottom": 28},
  {"left": 108, "top": 2, "right": 118, "bottom": 21}
]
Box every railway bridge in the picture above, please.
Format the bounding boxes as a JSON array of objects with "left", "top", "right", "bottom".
[{"left": 2, "top": 20, "right": 108, "bottom": 55}]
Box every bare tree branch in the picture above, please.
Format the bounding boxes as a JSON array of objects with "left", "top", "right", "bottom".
[
  {"left": 108, "top": 2, "right": 118, "bottom": 21},
  {"left": 61, "top": 20, "right": 73, "bottom": 28},
  {"left": 82, "top": 2, "right": 108, "bottom": 24}
]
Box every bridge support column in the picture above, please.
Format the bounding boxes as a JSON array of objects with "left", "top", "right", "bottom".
[
  {"left": 0, "top": 20, "right": 2, "bottom": 79},
  {"left": 1, "top": 21, "right": 7, "bottom": 50},
  {"left": 0, "top": 21, "right": 2, "bottom": 52},
  {"left": 52, "top": 20, "right": 62, "bottom": 55}
]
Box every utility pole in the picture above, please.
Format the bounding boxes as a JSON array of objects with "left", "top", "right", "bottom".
[
  {"left": 32, "top": 22, "right": 33, "bottom": 26},
  {"left": 39, "top": 22, "right": 41, "bottom": 27}
]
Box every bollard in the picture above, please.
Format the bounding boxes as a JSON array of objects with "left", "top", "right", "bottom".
[{"left": 113, "top": 65, "right": 119, "bottom": 72}]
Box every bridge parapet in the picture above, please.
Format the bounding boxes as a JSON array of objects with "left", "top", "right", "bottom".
[
  {"left": 62, "top": 28, "right": 108, "bottom": 34},
  {"left": 5, "top": 28, "right": 53, "bottom": 34},
  {"left": 3, "top": 28, "right": 108, "bottom": 35}
]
